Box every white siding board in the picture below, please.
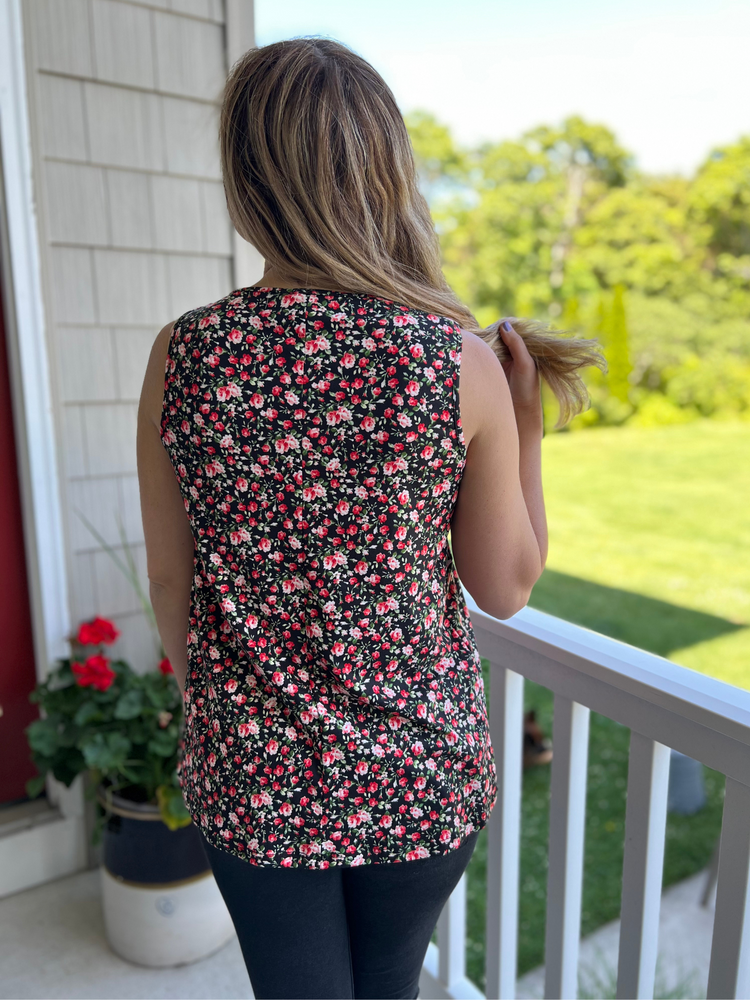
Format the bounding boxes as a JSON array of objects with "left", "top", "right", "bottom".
[
  {"left": 106, "top": 169, "right": 154, "bottom": 250},
  {"left": 91, "top": 0, "right": 155, "bottom": 89},
  {"left": 170, "top": 0, "right": 224, "bottom": 20},
  {"left": 49, "top": 248, "right": 98, "bottom": 324},
  {"left": 82, "top": 402, "right": 138, "bottom": 475},
  {"left": 111, "top": 612, "right": 161, "bottom": 674},
  {"left": 67, "top": 551, "right": 98, "bottom": 622},
  {"left": 162, "top": 96, "right": 221, "bottom": 178},
  {"left": 60, "top": 405, "right": 89, "bottom": 478},
  {"left": 150, "top": 174, "right": 203, "bottom": 252},
  {"left": 113, "top": 326, "right": 156, "bottom": 399},
  {"left": 93, "top": 249, "right": 170, "bottom": 325},
  {"left": 56, "top": 327, "right": 117, "bottom": 402},
  {"left": 210, "top": 0, "right": 226, "bottom": 23},
  {"left": 92, "top": 546, "right": 143, "bottom": 615},
  {"left": 22, "top": 0, "right": 237, "bottom": 677},
  {"left": 167, "top": 253, "right": 232, "bottom": 318},
  {"left": 30, "top": 0, "right": 93, "bottom": 77},
  {"left": 200, "top": 180, "right": 233, "bottom": 255},
  {"left": 153, "top": 12, "right": 225, "bottom": 101},
  {"left": 37, "top": 75, "right": 88, "bottom": 161},
  {"left": 118, "top": 474, "right": 145, "bottom": 545},
  {"left": 44, "top": 162, "right": 109, "bottom": 246},
  {"left": 67, "top": 477, "right": 123, "bottom": 551},
  {"left": 85, "top": 82, "right": 164, "bottom": 171}
]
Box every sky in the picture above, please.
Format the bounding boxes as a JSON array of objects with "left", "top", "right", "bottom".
[{"left": 256, "top": 0, "right": 750, "bottom": 177}]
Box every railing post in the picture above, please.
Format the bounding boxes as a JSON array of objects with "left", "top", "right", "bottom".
[
  {"left": 544, "top": 696, "right": 590, "bottom": 1000},
  {"left": 438, "top": 872, "right": 468, "bottom": 990},
  {"left": 707, "top": 777, "right": 750, "bottom": 999},
  {"left": 616, "top": 733, "right": 670, "bottom": 999},
  {"left": 485, "top": 666, "right": 524, "bottom": 1000}
]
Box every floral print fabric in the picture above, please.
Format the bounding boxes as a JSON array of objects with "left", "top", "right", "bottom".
[{"left": 161, "top": 287, "right": 497, "bottom": 867}]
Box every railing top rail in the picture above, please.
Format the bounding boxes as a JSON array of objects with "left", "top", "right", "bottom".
[{"left": 465, "top": 593, "right": 750, "bottom": 754}]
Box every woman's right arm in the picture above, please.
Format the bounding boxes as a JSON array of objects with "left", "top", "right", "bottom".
[{"left": 450, "top": 322, "right": 547, "bottom": 620}]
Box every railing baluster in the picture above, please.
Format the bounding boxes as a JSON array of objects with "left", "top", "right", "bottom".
[
  {"left": 485, "top": 666, "right": 524, "bottom": 1000},
  {"left": 707, "top": 777, "right": 750, "bottom": 999},
  {"left": 544, "top": 696, "right": 590, "bottom": 1000},
  {"left": 616, "top": 733, "right": 670, "bottom": 999},
  {"left": 438, "top": 871, "right": 468, "bottom": 990}
]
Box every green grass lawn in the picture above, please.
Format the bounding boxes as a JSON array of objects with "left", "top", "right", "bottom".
[
  {"left": 534, "top": 419, "right": 750, "bottom": 689},
  {"left": 463, "top": 419, "right": 749, "bottom": 989}
]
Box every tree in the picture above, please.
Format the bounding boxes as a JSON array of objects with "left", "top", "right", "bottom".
[
  {"left": 403, "top": 111, "right": 750, "bottom": 427},
  {"left": 605, "top": 285, "right": 632, "bottom": 404},
  {"left": 404, "top": 110, "right": 468, "bottom": 207}
]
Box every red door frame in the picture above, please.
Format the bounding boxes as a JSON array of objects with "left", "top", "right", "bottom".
[{"left": 0, "top": 263, "right": 39, "bottom": 804}]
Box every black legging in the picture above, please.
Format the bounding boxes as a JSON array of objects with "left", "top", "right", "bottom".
[{"left": 201, "top": 831, "right": 479, "bottom": 1000}]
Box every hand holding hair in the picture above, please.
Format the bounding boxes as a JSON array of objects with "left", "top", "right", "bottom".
[
  {"left": 483, "top": 316, "right": 607, "bottom": 429},
  {"left": 497, "top": 319, "right": 543, "bottom": 425}
]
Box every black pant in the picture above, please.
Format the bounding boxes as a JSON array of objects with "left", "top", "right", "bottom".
[{"left": 201, "top": 832, "right": 479, "bottom": 1000}]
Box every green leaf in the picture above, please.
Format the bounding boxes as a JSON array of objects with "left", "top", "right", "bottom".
[
  {"left": 50, "top": 748, "right": 87, "bottom": 787},
  {"left": 80, "top": 731, "right": 132, "bottom": 770},
  {"left": 147, "top": 729, "right": 177, "bottom": 758},
  {"left": 114, "top": 689, "right": 144, "bottom": 720},
  {"left": 156, "top": 784, "right": 192, "bottom": 830},
  {"left": 26, "top": 718, "right": 61, "bottom": 756},
  {"left": 25, "top": 773, "right": 47, "bottom": 798},
  {"left": 74, "top": 700, "right": 105, "bottom": 726}
]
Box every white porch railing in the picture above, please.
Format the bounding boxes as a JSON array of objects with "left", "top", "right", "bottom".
[{"left": 420, "top": 594, "right": 750, "bottom": 1000}]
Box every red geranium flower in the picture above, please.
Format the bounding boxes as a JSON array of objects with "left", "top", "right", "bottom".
[
  {"left": 159, "top": 658, "right": 174, "bottom": 675},
  {"left": 77, "top": 617, "right": 120, "bottom": 646},
  {"left": 72, "top": 655, "right": 116, "bottom": 692}
]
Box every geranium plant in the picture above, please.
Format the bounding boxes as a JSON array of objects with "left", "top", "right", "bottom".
[{"left": 25, "top": 617, "right": 190, "bottom": 831}]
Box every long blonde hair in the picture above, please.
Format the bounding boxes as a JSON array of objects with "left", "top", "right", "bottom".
[{"left": 220, "top": 38, "right": 605, "bottom": 427}]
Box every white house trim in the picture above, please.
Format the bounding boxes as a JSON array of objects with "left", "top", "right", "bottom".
[
  {"left": 0, "top": 0, "right": 70, "bottom": 673},
  {"left": 0, "top": 0, "right": 83, "bottom": 898}
]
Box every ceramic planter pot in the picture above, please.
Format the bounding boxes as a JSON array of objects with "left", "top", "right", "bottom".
[{"left": 98, "top": 789, "right": 234, "bottom": 967}]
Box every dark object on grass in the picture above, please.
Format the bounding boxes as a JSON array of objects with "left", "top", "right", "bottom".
[
  {"left": 523, "top": 710, "right": 553, "bottom": 768},
  {"left": 668, "top": 748, "right": 707, "bottom": 815}
]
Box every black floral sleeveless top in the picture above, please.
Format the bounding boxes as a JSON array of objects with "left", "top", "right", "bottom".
[{"left": 161, "top": 287, "right": 497, "bottom": 868}]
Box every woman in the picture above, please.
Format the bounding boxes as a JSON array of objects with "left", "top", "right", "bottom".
[{"left": 137, "top": 38, "right": 589, "bottom": 1000}]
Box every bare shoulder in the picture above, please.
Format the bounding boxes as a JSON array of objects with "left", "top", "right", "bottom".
[
  {"left": 138, "top": 321, "right": 176, "bottom": 427},
  {"left": 458, "top": 328, "right": 511, "bottom": 447}
]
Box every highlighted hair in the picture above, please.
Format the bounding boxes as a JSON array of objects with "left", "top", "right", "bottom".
[{"left": 220, "top": 38, "right": 605, "bottom": 428}]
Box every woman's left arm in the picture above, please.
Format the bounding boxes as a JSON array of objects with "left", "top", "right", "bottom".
[{"left": 137, "top": 322, "right": 194, "bottom": 690}]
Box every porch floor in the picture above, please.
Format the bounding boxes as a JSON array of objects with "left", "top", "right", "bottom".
[{"left": 0, "top": 865, "right": 715, "bottom": 999}]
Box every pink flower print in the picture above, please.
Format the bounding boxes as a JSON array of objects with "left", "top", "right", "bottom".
[
  {"left": 158, "top": 288, "right": 496, "bottom": 869},
  {"left": 406, "top": 846, "right": 430, "bottom": 861},
  {"left": 230, "top": 528, "right": 251, "bottom": 545},
  {"left": 383, "top": 456, "right": 408, "bottom": 475},
  {"left": 323, "top": 551, "right": 347, "bottom": 570}
]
